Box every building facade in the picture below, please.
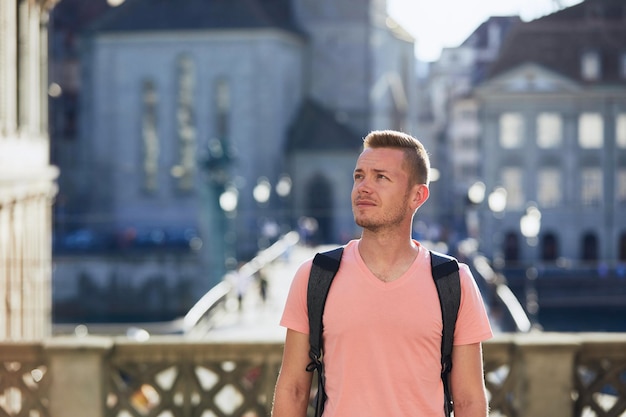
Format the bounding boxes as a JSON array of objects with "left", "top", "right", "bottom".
[
  {"left": 475, "top": 0, "right": 626, "bottom": 265},
  {"left": 0, "top": 0, "right": 59, "bottom": 340},
  {"left": 48, "top": 0, "right": 417, "bottom": 322},
  {"left": 416, "top": 16, "right": 520, "bottom": 242}
]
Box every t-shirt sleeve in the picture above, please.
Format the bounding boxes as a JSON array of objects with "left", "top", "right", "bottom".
[
  {"left": 453, "top": 263, "right": 494, "bottom": 345},
  {"left": 279, "top": 259, "right": 313, "bottom": 334}
]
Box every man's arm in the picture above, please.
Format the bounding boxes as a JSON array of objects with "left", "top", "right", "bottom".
[
  {"left": 449, "top": 342, "right": 489, "bottom": 417},
  {"left": 272, "top": 329, "right": 313, "bottom": 417}
]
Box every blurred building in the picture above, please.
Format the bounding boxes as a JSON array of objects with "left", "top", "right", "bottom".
[
  {"left": 416, "top": 16, "right": 521, "bottom": 240},
  {"left": 48, "top": 0, "right": 417, "bottom": 322},
  {"left": 476, "top": 0, "right": 626, "bottom": 265},
  {"left": 0, "top": 0, "right": 59, "bottom": 340}
]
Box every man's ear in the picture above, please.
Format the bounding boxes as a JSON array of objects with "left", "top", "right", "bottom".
[{"left": 411, "top": 184, "right": 429, "bottom": 210}]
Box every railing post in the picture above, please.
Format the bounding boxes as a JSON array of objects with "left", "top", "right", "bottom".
[
  {"left": 514, "top": 333, "right": 579, "bottom": 417},
  {"left": 45, "top": 336, "right": 113, "bottom": 417}
]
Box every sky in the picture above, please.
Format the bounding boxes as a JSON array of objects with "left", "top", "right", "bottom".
[{"left": 387, "top": 0, "right": 584, "bottom": 62}]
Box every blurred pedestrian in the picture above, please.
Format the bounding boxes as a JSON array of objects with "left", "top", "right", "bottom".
[
  {"left": 257, "top": 269, "right": 268, "bottom": 304},
  {"left": 234, "top": 263, "right": 250, "bottom": 311}
]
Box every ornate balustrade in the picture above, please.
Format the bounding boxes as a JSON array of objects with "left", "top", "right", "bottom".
[{"left": 1, "top": 333, "right": 625, "bottom": 417}]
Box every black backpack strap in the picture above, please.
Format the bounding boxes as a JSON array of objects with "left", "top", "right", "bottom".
[
  {"left": 430, "top": 250, "right": 461, "bottom": 417},
  {"left": 306, "top": 246, "right": 344, "bottom": 417}
]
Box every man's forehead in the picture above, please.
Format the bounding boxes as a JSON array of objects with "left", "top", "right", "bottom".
[{"left": 356, "top": 147, "right": 405, "bottom": 167}]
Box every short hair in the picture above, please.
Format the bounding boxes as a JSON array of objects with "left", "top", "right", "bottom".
[{"left": 363, "top": 130, "right": 430, "bottom": 185}]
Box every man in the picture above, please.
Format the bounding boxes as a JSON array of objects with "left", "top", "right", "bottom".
[{"left": 272, "top": 130, "right": 493, "bottom": 417}]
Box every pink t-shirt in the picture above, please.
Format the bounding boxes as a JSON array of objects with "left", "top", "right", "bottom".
[{"left": 280, "top": 240, "right": 493, "bottom": 417}]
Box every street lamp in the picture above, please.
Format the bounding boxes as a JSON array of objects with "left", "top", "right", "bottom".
[
  {"left": 219, "top": 184, "right": 239, "bottom": 269},
  {"left": 275, "top": 174, "right": 292, "bottom": 236},
  {"left": 464, "top": 183, "right": 508, "bottom": 261},
  {"left": 488, "top": 187, "right": 507, "bottom": 216},
  {"left": 219, "top": 185, "right": 239, "bottom": 214},
  {"left": 253, "top": 177, "right": 271, "bottom": 205},
  {"left": 520, "top": 205, "right": 542, "bottom": 247},
  {"left": 275, "top": 174, "right": 292, "bottom": 198},
  {"left": 253, "top": 177, "right": 279, "bottom": 250},
  {"left": 466, "top": 181, "right": 486, "bottom": 240},
  {"left": 467, "top": 181, "right": 486, "bottom": 205},
  {"left": 487, "top": 187, "right": 508, "bottom": 266},
  {"left": 520, "top": 204, "right": 542, "bottom": 329},
  {"left": 199, "top": 138, "right": 236, "bottom": 285}
]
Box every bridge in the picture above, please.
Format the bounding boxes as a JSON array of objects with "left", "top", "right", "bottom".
[{"left": 5, "top": 233, "right": 626, "bottom": 417}]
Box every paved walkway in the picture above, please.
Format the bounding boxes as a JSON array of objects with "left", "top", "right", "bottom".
[{"left": 201, "top": 244, "right": 324, "bottom": 342}]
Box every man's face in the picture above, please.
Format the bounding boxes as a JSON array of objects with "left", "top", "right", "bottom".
[{"left": 351, "top": 147, "right": 416, "bottom": 231}]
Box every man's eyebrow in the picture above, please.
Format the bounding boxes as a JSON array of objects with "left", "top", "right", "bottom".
[{"left": 353, "top": 167, "right": 391, "bottom": 175}]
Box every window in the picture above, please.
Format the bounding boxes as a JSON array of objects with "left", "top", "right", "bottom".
[
  {"left": 541, "top": 233, "right": 559, "bottom": 261},
  {"left": 499, "top": 113, "right": 524, "bottom": 148},
  {"left": 459, "top": 136, "right": 475, "bottom": 149},
  {"left": 581, "top": 232, "right": 598, "bottom": 262},
  {"left": 141, "top": 80, "right": 159, "bottom": 192},
  {"left": 537, "top": 113, "right": 562, "bottom": 148},
  {"left": 617, "top": 113, "right": 626, "bottom": 149},
  {"left": 501, "top": 167, "right": 524, "bottom": 210},
  {"left": 537, "top": 167, "right": 561, "bottom": 207},
  {"left": 578, "top": 113, "right": 603, "bottom": 149},
  {"left": 581, "top": 50, "right": 601, "bottom": 81},
  {"left": 460, "top": 164, "right": 478, "bottom": 179},
  {"left": 617, "top": 168, "right": 626, "bottom": 203},
  {"left": 173, "top": 54, "right": 196, "bottom": 191},
  {"left": 581, "top": 167, "right": 603, "bottom": 205},
  {"left": 503, "top": 231, "right": 520, "bottom": 263}
]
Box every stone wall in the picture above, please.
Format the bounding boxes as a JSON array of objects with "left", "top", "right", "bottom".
[{"left": 1, "top": 333, "right": 625, "bottom": 417}]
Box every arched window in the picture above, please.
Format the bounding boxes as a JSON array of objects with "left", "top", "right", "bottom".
[
  {"left": 503, "top": 231, "right": 520, "bottom": 264},
  {"left": 305, "top": 173, "right": 334, "bottom": 244},
  {"left": 581, "top": 231, "right": 598, "bottom": 262},
  {"left": 541, "top": 233, "right": 559, "bottom": 261},
  {"left": 173, "top": 54, "right": 196, "bottom": 191},
  {"left": 141, "top": 79, "right": 159, "bottom": 192}
]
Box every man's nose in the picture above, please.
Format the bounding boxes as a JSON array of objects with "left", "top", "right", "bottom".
[{"left": 356, "top": 178, "right": 371, "bottom": 193}]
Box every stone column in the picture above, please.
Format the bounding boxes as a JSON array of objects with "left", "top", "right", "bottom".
[
  {"left": 514, "top": 333, "right": 579, "bottom": 417},
  {"left": 45, "top": 336, "right": 113, "bottom": 417}
]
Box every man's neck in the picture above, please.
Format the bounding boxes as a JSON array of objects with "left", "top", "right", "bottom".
[{"left": 357, "top": 232, "right": 420, "bottom": 282}]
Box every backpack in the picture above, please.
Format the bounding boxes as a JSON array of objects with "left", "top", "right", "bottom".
[{"left": 306, "top": 246, "right": 461, "bottom": 417}]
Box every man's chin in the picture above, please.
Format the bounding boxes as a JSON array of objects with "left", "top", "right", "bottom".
[{"left": 355, "top": 218, "right": 379, "bottom": 230}]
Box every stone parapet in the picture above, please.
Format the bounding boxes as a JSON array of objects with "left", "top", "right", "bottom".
[{"left": 1, "top": 333, "right": 625, "bottom": 417}]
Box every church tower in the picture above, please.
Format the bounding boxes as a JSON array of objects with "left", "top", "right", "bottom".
[
  {"left": 292, "top": 0, "right": 388, "bottom": 135},
  {"left": 291, "top": 0, "right": 415, "bottom": 136}
]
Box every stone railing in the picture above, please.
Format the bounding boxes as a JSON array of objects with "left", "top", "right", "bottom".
[{"left": 1, "top": 333, "right": 625, "bottom": 417}]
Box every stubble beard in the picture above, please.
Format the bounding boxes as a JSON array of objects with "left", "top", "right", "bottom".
[{"left": 354, "top": 191, "right": 411, "bottom": 232}]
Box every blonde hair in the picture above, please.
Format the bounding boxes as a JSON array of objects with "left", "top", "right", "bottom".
[{"left": 363, "top": 130, "right": 430, "bottom": 185}]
